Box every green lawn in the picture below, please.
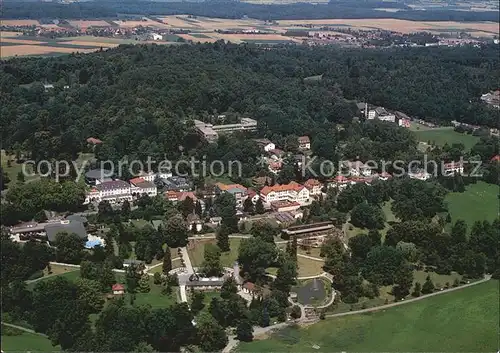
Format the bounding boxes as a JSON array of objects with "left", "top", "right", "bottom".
[
  {"left": 239, "top": 280, "right": 499, "bottom": 352},
  {"left": 1, "top": 150, "right": 37, "bottom": 187},
  {"left": 445, "top": 181, "right": 499, "bottom": 229},
  {"left": 27, "top": 270, "right": 81, "bottom": 290},
  {"left": 412, "top": 127, "right": 480, "bottom": 151},
  {"left": 187, "top": 238, "right": 241, "bottom": 267},
  {"left": 1, "top": 331, "right": 59, "bottom": 352}
]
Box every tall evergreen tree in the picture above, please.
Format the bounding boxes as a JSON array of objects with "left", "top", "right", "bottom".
[
  {"left": 216, "top": 224, "right": 230, "bottom": 252},
  {"left": 162, "top": 249, "right": 172, "bottom": 275}
]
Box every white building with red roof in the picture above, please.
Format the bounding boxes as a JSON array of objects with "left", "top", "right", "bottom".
[
  {"left": 215, "top": 182, "right": 248, "bottom": 207},
  {"left": 443, "top": 161, "right": 464, "bottom": 176},
  {"left": 304, "top": 179, "right": 323, "bottom": 196},
  {"left": 112, "top": 283, "right": 125, "bottom": 295},
  {"left": 130, "top": 177, "right": 157, "bottom": 197},
  {"left": 260, "top": 181, "right": 309, "bottom": 204}
]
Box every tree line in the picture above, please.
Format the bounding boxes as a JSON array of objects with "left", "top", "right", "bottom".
[{"left": 3, "top": 0, "right": 499, "bottom": 22}]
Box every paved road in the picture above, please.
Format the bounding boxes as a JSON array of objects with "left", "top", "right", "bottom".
[
  {"left": 325, "top": 275, "right": 492, "bottom": 318},
  {"left": 188, "top": 234, "right": 251, "bottom": 240},
  {"left": 1, "top": 322, "right": 48, "bottom": 337}
]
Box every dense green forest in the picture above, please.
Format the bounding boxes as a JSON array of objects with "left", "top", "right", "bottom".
[
  {"left": 2, "top": 0, "right": 499, "bottom": 21},
  {"left": 1, "top": 43, "right": 498, "bottom": 164}
]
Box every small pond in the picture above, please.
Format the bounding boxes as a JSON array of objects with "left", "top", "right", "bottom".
[{"left": 292, "top": 278, "right": 327, "bottom": 305}]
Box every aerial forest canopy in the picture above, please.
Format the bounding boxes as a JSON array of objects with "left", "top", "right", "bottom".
[
  {"left": 0, "top": 43, "right": 498, "bottom": 162},
  {"left": 2, "top": 0, "right": 500, "bottom": 21}
]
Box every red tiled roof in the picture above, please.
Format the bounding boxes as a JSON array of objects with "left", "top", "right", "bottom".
[
  {"left": 129, "top": 177, "right": 146, "bottom": 185},
  {"left": 490, "top": 155, "right": 500, "bottom": 162},
  {"left": 86, "top": 137, "right": 103, "bottom": 144},
  {"left": 304, "top": 179, "right": 322, "bottom": 188},
  {"left": 165, "top": 190, "right": 178, "bottom": 200},
  {"left": 177, "top": 191, "right": 197, "bottom": 202},
  {"left": 112, "top": 284, "right": 124, "bottom": 291},
  {"left": 243, "top": 282, "right": 255, "bottom": 291},
  {"left": 260, "top": 181, "right": 304, "bottom": 196},
  {"left": 444, "top": 162, "right": 463, "bottom": 169},
  {"left": 215, "top": 182, "right": 247, "bottom": 192},
  {"left": 298, "top": 136, "right": 310, "bottom": 143},
  {"left": 334, "top": 175, "right": 348, "bottom": 182}
]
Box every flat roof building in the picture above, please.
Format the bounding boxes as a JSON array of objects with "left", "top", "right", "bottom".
[{"left": 194, "top": 117, "right": 257, "bottom": 143}]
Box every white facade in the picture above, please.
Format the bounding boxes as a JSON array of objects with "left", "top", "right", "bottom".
[
  {"left": 378, "top": 114, "right": 396, "bottom": 123},
  {"left": 137, "top": 171, "right": 156, "bottom": 182},
  {"left": 409, "top": 171, "right": 432, "bottom": 181},
  {"left": 443, "top": 163, "right": 464, "bottom": 176},
  {"left": 131, "top": 185, "right": 157, "bottom": 197},
  {"left": 263, "top": 142, "right": 276, "bottom": 152},
  {"left": 368, "top": 110, "right": 377, "bottom": 119},
  {"left": 260, "top": 183, "right": 310, "bottom": 205},
  {"left": 152, "top": 33, "right": 163, "bottom": 41}
]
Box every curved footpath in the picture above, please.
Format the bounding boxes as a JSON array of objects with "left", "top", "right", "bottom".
[
  {"left": 1, "top": 322, "right": 47, "bottom": 337},
  {"left": 223, "top": 275, "right": 492, "bottom": 352}
]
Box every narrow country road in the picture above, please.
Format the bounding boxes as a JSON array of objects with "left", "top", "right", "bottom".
[
  {"left": 1, "top": 322, "right": 47, "bottom": 337},
  {"left": 325, "top": 275, "right": 492, "bottom": 318}
]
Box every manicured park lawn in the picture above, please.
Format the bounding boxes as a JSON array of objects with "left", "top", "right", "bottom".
[
  {"left": 445, "top": 181, "right": 499, "bottom": 229},
  {"left": 296, "top": 256, "right": 324, "bottom": 277},
  {"left": 239, "top": 280, "right": 499, "bottom": 352},
  {"left": 1, "top": 331, "right": 59, "bottom": 352},
  {"left": 412, "top": 127, "right": 479, "bottom": 151},
  {"left": 0, "top": 150, "right": 37, "bottom": 187},
  {"left": 187, "top": 238, "right": 241, "bottom": 267}
]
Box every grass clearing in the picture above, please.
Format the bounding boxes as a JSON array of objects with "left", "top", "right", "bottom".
[
  {"left": 445, "top": 181, "right": 499, "bottom": 229},
  {"left": 187, "top": 238, "right": 241, "bottom": 267},
  {"left": 296, "top": 256, "right": 324, "bottom": 277},
  {"left": 1, "top": 330, "right": 59, "bottom": 352},
  {"left": 412, "top": 127, "right": 480, "bottom": 151},
  {"left": 1, "top": 150, "right": 37, "bottom": 186},
  {"left": 239, "top": 280, "right": 499, "bottom": 352}
]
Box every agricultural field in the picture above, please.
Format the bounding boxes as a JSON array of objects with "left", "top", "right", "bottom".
[
  {"left": 239, "top": 280, "right": 499, "bottom": 352},
  {"left": 2, "top": 15, "right": 498, "bottom": 58},
  {"left": 0, "top": 31, "right": 174, "bottom": 58},
  {"left": 274, "top": 18, "right": 499, "bottom": 37},
  {"left": 445, "top": 181, "right": 499, "bottom": 228},
  {"left": 411, "top": 126, "right": 480, "bottom": 150}
]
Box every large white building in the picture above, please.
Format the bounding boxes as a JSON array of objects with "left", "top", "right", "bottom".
[
  {"left": 85, "top": 178, "right": 157, "bottom": 204},
  {"left": 194, "top": 117, "right": 257, "bottom": 143},
  {"left": 85, "top": 180, "right": 132, "bottom": 204},
  {"left": 130, "top": 177, "right": 158, "bottom": 197},
  {"left": 260, "top": 181, "right": 310, "bottom": 205}
]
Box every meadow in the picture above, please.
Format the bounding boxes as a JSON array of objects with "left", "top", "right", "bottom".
[
  {"left": 1, "top": 329, "right": 59, "bottom": 352},
  {"left": 445, "top": 181, "right": 499, "bottom": 228},
  {"left": 238, "top": 280, "right": 499, "bottom": 352},
  {"left": 411, "top": 126, "right": 480, "bottom": 151},
  {"left": 187, "top": 238, "right": 242, "bottom": 268}
]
